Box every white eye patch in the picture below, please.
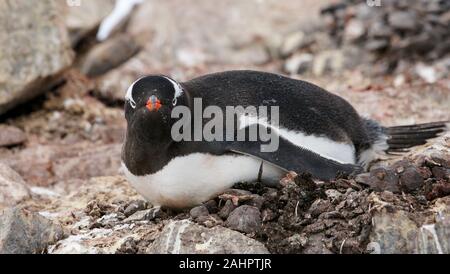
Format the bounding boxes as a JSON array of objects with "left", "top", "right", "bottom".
[
  {"left": 125, "top": 76, "right": 184, "bottom": 109},
  {"left": 163, "top": 76, "right": 184, "bottom": 105},
  {"left": 125, "top": 77, "right": 145, "bottom": 109}
]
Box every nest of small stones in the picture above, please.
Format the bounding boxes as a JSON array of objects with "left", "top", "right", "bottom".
[
  {"left": 79, "top": 152, "right": 449, "bottom": 254},
  {"left": 185, "top": 152, "right": 449, "bottom": 254}
]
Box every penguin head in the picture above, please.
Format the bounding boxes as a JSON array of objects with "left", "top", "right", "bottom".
[{"left": 124, "top": 75, "right": 185, "bottom": 141}]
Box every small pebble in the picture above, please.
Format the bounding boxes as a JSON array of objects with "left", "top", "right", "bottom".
[
  {"left": 203, "top": 200, "right": 218, "bottom": 214},
  {"left": 399, "top": 166, "right": 424, "bottom": 192},
  {"left": 0, "top": 125, "right": 27, "bottom": 147},
  {"left": 124, "top": 200, "right": 147, "bottom": 217},
  {"left": 189, "top": 205, "right": 209, "bottom": 219},
  {"left": 124, "top": 208, "right": 161, "bottom": 222},
  {"left": 225, "top": 205, "right": 261, "bottom": 234},
  {"left": 431, "top": 166, "right": 449, "bottom": 180},
  {"left": 218, "top": 200, "right": 237, "bottom": 219}
]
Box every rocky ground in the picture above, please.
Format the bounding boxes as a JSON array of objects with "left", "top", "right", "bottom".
[{"left": 0, "top": 0, "right": 449, "bottom": 254}]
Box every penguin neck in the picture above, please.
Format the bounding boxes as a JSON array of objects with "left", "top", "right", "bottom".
[{"left": 122, "top": 118, "right": 173, "bottom": 176}]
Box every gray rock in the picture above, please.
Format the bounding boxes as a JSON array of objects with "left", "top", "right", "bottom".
[
  {"left": 430, "top": 153, "right": 450, "bottom": 168},
  {"left": 123, "top": 200, "right": 147, "bottom": 217},
  {"left": 80, "top": 33, "right": 141, "bottom": 77},
  {"left": 369, "top": 196, "right": 450, "bottom": 254},
  {"left": 369, "top": 209, "right": 419, "bottom": 254},
  {"left": 0, "top": 207, "right": 64, "bottom": 254},
  {"left": 0, "top": 125, "right": 27, "bottom": 147},
  {"left": 91, "top": 212, "right": 124, "bottom": 228},
  {"left": 147, "top": 220, "right": 269, "bottom": 254},
  {"left": 368, "top": 22, "right": 392, "bottom": 39},
  {"left": 388, "top": 11, "right": 417, "bottom": 31},
  {"left": 365, "top": 39, "right": 389, "bottom": 51},
  {"left": 190, "top": 205, "right": 209, "bottom": 219},
  {"left": 123, "top": 207, "right": 162, "bottom": 223},
  {"left": 0, "top": 0, "right": 74, "bottom": 115},
  {"left": 354, "top": 2, "right": 378, "bottom": 21},
  {"left": 0, "top": 164, "right": 30, "bottom": 209},
  {"left": 225, "top": 205, "right": 262, "bottom": 234},
  {"left": 218, "top": 200, "right": 237, "bottom": 219}
]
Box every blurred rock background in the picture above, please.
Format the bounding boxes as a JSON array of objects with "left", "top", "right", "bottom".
[{"left": 0, "top": 0, "right": 449, "bottom": 254}]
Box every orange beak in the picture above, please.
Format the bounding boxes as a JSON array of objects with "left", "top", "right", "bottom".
[{"left": 146, "top": 95, "right": 162, "bottom": 111}]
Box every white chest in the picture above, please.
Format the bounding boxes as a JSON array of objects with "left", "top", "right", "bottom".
[{"left": 121, "top": 153, "right": 284, "bottom": 209}]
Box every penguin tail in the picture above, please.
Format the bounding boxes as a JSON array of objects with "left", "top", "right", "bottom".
[
  {"left": 385, "top": 121, "right": 449, "bottom": 153},
  {"left": 358, "top": 119, "right": 448, "bottom": 168}
]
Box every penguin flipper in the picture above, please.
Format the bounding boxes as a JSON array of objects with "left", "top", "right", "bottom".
[{"left": 227, "top": 137, "right": 362, "bottom": 181}]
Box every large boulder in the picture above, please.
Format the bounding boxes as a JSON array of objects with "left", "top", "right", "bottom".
[
  {"left": 369, "top": 196, "right": 450, "bottom": 254},
  {"left": 147, "top": 220, "right": 269, "bottom": 254},
  {"left": 0, "top": 0, "right": 74, "bottom": 115},
  {"left": 0, "top": 207, "right": 64, "bottom": 254}
]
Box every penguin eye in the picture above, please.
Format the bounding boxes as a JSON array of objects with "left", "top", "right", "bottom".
[{"left": 172, "top": 98, "right": 178, "bottom": 106}]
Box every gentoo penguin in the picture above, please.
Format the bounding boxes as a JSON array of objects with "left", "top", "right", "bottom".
[{"left": 121, "top": 70, "right": 448, "bottom": 209}]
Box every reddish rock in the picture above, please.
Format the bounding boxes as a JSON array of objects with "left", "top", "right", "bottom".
[{"left": 399, "top": 166, "right": 424, "bottom": 192}]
